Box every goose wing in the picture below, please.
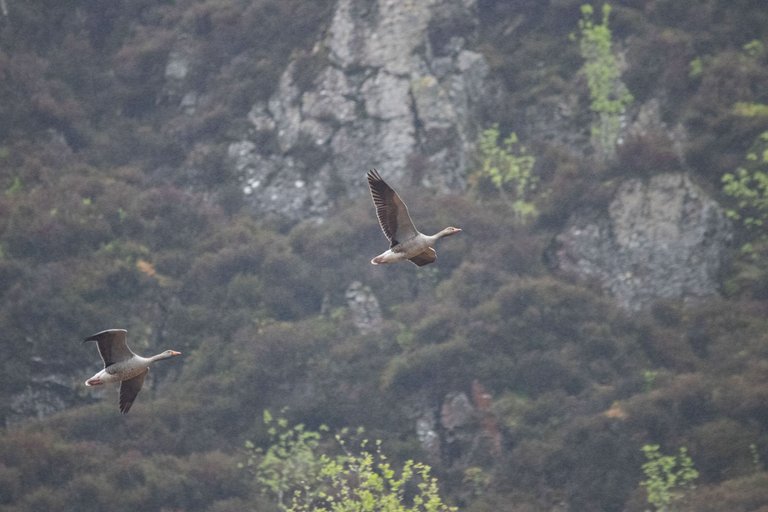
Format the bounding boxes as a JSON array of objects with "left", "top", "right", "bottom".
[
  {"left": 83, "top": 329, "right": 135, "bottom": 368},
  {"left": 119, "top": 368, "right": 148, "bottom": 414},
  {"left": 367, "top": 169, "right": 419, "bottom": 247},
  {"left": 409, "top": 248, "right": 437, "bottom": 267}
]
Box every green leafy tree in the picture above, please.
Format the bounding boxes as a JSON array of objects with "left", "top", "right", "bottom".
[
  {"left": 472, "top": 124, "right": 538, "bottom": 222},
  {"left": 722, "top": 131, "right": 768, "bottom": 232},
  {"left": 640, "top": 444, "right": 699, "bottom": 512},
  {"left": 243, "top": 412, "right": 455, "bottom": 512},
  {"left": 577, "top": 3, "right": 633, "bottom": 161},
  {"left": 289, "top": 437, "right": 456, "bottom": 512},
  {"left": 721, "top": 130, "right": 768, "bottom": 297},
  {"left": 241, "top": 410, "right": 331, "bottom": 509}
]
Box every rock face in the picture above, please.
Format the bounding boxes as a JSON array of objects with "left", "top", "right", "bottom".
[
  {"left": 552, "top": 173, "right": 731, "bottom": 310},
  {"left": 229, "top": 0, "right": 489, "bottom": 219},
  {"left": 345, "top": 281, "right": 383, "bottom": 334},
  {"left": 6, "top": 372, "right": 72, "bottom": 426},
  {"left": 414, "top": 382, "right": 502, "bottom": 466}
]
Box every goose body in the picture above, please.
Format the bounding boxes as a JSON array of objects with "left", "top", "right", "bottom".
[
  {"left": 367, "top": 169, "right": 461, "bottom": 266},
  {"left": 83, "top": 329, "right": 181, "bottom": 414}
]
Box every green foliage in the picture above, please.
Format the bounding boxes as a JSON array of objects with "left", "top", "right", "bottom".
[
  {"left": 462, "top": 466, "right": 492, "bottom": 498},
  {"left": 288, "top": 437, "right": 455, "bottom": 512},
  {"left": 472, "top": 124, "right": 538, "bottom": 221},
  {"left": 743, "top": 39, "right": 765, "bottom": 59},
  {"left": 640, "top": 444, "right": 699, "bottom": 512},
  {"left": 688, "top": 57, "right": 703, "bottom": 79},
  {"left": 749, "top": 443, "right": 763, "bottom": 472},
  {"left": 643, "top": 369, "right": 659, "bottom": 392},
  {"left": 4, "top": 176, "right": 22, "bottom": 196},
  {"left": 242, "top": 410, "right": 330, "bottom": 509},
  {"left": 732, "top": 102, "right": 768, "bottom": 118},
  {"left": 716, "top": 79, "right": 768, "bottom": 298},
  {"left": 243, "top": 414, "right": 455, "bottom": 512},
  {"left": 722, "top": 131, "right": 768, "bottom": 232},
  {"left": 577, "top": 3, "right": 633, "bottom": 160}
]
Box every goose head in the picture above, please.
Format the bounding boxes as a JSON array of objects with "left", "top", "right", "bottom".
[
  {"left": 153, "top": 350, "right": 182, "bottom": 361},
  {"left": 438, "top": 226, "right": 462, "bottom": 238}
]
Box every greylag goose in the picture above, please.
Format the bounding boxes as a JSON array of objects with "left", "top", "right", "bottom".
[
  {"left": 83, "top": 329, "right": 181, "bottom": 414},
  {"left": 367, "top": 169, "right": 461, "bottom": 266}
]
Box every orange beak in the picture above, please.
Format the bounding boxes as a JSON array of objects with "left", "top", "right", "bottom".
[{"left": 171, "top": 351, "right": 182, "bottom": 356}]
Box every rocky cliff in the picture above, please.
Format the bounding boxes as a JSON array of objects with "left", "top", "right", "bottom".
[
  {"left": 551, "top": 173, "right": 732, "bottom": 310},
  {"left": 227, "top": 0, "right": 490, "bottom": 219},
  {"left": 223, "top": 0, "right": 735, "bottom": 311}
]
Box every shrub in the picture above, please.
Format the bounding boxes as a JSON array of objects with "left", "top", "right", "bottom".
[
  {"left": 242, "top": 413, "right": 456, "bottom": 512},
  {"left": 623, "top": 27, "right": 694, "bottom": 107},
  {"left": 577, "top": 3, "right": 634, "bottom": 161},
  {"left": 640, "top": 444, "right": 698, "bottom": 512},
  {"left": 615, "top": 132, "right": 681, "bottom": 177},
  {"left": 688, "top": 418, "right": 760, "bottom": 481},
  {"left": 381, "top": 339, "right": 479, "bottom": 395},
  {"left": 683, "top": 472, "right": 768, "bottom": 512},
  {"left": 722, "top": 131, "right": 768, "bottom": 233},
  {"left": 471, "top": 124, "right": 538, "bottom": 222},
  {"left": 721, "top": 127, "right": 768, "bottom": 297},
  {"left": 242, "top": 410, "right": 329, "bottom": 509}
]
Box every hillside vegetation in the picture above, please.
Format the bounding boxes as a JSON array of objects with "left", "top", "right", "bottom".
[{"left": 1, "top": 1, "right": 768, "bottom": 511}]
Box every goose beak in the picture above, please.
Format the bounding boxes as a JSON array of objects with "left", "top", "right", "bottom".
[{"left": 171, "top": 351, "right": 182, "bottom": 356}]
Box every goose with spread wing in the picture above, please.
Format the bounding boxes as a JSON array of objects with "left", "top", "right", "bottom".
[
  {"left": 83, "top": 329, "right": 181, "bottom": 414},
  {"left": 367, "top": 169, "right": 461, "bottom": 266}
]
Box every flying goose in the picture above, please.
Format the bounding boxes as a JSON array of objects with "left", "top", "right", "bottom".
[
  {"left": 367, "top": 169, "right": 461, "bottom": 266},
  {"left": 83, "top": 329, "right": 181, "bottom": 414}
]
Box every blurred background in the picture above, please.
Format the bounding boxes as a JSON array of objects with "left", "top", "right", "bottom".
[{"left": 0, "top": 0, "right": 767, "bottom": 510}]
